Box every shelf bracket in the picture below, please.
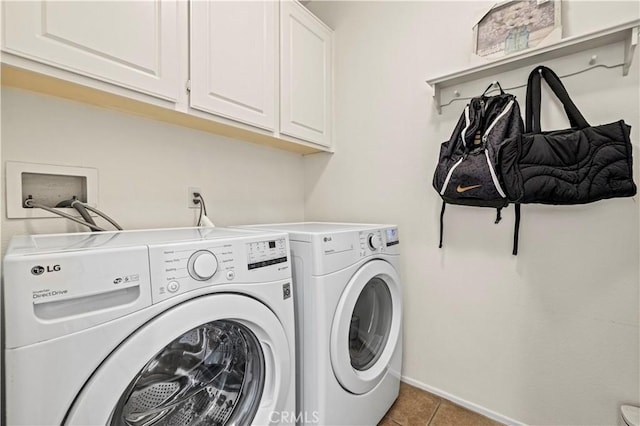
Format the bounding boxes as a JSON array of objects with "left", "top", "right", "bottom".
[
  {"left": 623, "top": 26, "right": 639, "bottom": 76},
  {"left": 431, "top": 83, "right": 442, "bottom": 114}
]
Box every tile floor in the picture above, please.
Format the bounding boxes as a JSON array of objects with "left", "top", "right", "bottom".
[{"left": 379, "top": 382, "right": 503, "bottom": 426}]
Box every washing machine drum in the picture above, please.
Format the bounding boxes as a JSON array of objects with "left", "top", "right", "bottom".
[
  {"left": 66, "top": 294, "right": 291, "bottom": 426},
  {"left": 111, "top": 320, "right": 263, "bottom": 426},
  {"left": 331, "top": 260, "right": 402, "bottom": 395}
]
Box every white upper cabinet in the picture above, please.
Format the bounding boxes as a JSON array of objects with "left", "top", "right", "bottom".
[
  {"left": 2, "top": 1, "right": 180, "bottom": 101},
  {"left": 280, "top": 0, "right": 333, "bottom": 147},
  {"left": 2, "top": 0, "right": 333, "bottom": 153},
  {"left": 190, "top": 1, "right": 276, "bottom": 131}
]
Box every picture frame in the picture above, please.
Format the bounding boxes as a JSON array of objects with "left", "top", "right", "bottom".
[{"left": 472, "top": 0, "right": 562, "bottom": 61}]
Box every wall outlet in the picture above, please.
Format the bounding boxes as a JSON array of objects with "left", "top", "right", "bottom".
[{"left": 188, "top": 186, "right": 202, "bottom": 209}]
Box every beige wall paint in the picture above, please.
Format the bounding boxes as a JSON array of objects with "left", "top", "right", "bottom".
[
  {"left": 306, "top": 1, "right": 639, "bottom": 424},
  {"left": 1, "top": 2, "right": 639, "bottom": 424},
  {"left": 0, "top": 88, "right": 305, "bottom": 254}
]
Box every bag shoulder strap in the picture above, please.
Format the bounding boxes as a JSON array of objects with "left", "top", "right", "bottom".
[
  {"left": 438, "top": 203, "right": 509, "bottom": 250},
  {"left": 513, "top": 203, "right": 521, "bottom": 255},
  {"left": 526, "top": 66, "right": 590, "bottom": 133},
  {"left": 439, "top": 201, "right": 446, "bottom": 248}
]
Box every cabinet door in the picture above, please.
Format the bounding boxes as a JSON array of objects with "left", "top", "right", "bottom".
[
  {"left": 2, "top": 1, "right": 180, "bottom": 101},
  {"left": 190, "top": 1, "right": 276, "bottom": 131},
  {"left": 280, "top": 1, "right": 332, "bottom": 147}
]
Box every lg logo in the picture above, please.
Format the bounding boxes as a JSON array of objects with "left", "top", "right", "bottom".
[
  {"left": 31, "top": 265, "right": 61, "bottom": 276},
  {"left": 31, "top": 266, "right": 45, "bottom": 276}
]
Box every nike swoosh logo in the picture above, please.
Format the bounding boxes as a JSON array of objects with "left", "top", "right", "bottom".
[{"left": 456, "top": 184, "right": 481, "bottom": 193}]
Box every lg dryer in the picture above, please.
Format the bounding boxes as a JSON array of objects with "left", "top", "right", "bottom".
[{"left": 241, "top": 222, "right": 403, "bottom": 425}]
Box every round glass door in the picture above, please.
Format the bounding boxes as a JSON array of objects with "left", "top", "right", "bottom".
[
  {"left": 65, "top": 294, "right": 292, "bottom": 426},
  {"left": 349, "top": 277, "right": 392, "bottom": 371},
  {"left": 331, "top": 260, "right": 402, "bottom": 395},
  {"left": 110, "top": 320, "right": 264, "bottom": 426}
]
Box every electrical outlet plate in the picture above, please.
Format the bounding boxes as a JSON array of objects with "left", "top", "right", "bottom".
[
  {"left": 6, "top": 161, "right": 98, "bottom": 219},
  {"left": 188, "top": 186, "right": 201, "bottom": 209}
]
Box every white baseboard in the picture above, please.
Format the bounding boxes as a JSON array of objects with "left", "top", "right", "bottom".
[{"left": 400, "top": 375, "right": 527, "bottom": 426}]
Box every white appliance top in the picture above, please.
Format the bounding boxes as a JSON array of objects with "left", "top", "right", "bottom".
[
  {"left": 3, "top": 226, "right": 292, "bottom": 348},
  {"left": 5, "top": 226, "right": 264, "bottom": 256},
  {"left": 242, "top": 222, "right": 394, "bottom": 242}
]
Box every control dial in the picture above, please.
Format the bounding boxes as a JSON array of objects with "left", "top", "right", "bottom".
[
  {"left": 367, "top": 233, "right": 381, "bottom": 250},
  {"left": 187, "top": 250, "right": 218, "bottom": 281}
]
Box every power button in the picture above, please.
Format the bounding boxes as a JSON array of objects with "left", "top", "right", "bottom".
[{"left": 167, "top": 281, "right": 180, "bottom": 293}]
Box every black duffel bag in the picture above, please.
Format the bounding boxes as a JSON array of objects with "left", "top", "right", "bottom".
[
  {"left": 500, "top": 65, "right": 636, "bottom": 204},
  {"left": 499, "top": 65, "right": 637, "bottom": 254}
]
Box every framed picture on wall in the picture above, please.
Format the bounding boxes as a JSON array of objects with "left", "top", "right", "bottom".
[{"left": 472, "top": 0, "right": 562, "bottom": 61}]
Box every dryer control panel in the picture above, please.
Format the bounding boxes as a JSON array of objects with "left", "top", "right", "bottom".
[
  {"left": 357, "top": 227, "right": 400, "bottom": 257},
  {"left": 309, "top": 226, "right": 400, "bottom": 275},
  {"left": 148, "top": 235, "right": 290, "bottom": 304}
]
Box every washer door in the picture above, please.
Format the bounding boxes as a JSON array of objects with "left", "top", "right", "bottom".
[
  {"left": 330, "top": 260, "right": 402, "bottom": 395},
  {"left": 65, "top": 294, "right": 292, "bottom": 425}
]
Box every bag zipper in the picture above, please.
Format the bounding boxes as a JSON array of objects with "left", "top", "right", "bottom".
[
  {"left": 440, "top": 100, "right": 474, "bottom": 195},
  {"left": 484, "top": 149, "right": 506, "bottom": 198},
  {"left": 439, "top": 157, "right": 464, "bottom": 195},
  {"left": 481, "top": 99, "right": 514, "bottom": 199},
  {"left": 460, "top": 106, "right": 471, "bottom": 148},
  {"left": 481, "top": 99, "right": 514, "bottom": 144}
]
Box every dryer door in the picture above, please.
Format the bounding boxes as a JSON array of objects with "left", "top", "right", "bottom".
[
  {"left": 330, "top": 260, "right": 402, "bottom": 395},
  {"left": 65, "top": 294, "right": 292, "bottom": 425}
]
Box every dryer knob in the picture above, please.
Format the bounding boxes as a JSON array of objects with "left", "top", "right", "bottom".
[
  {"left": 367, "top": 233, "right": 381, "bottom": 250},
  {"left": 188, "top": 250, "right": 218, "bottom": 281}
]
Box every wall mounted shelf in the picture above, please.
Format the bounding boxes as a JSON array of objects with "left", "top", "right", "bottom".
[{"left": 426, "top": 19, "right": 639, "bottom": 114}]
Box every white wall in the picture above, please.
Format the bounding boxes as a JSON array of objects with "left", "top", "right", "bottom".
[
  {"left": 1, "top": 3, "right": 638, "bottom": 424},
  {"left": 0, "top": 88, "right": 305, "bottom": 254},
  {"left": 306, "top": 1, "right": 639, "bottom": 425}
]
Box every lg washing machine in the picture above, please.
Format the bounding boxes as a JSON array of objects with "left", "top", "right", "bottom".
[{"left": 2, "top": 227, "right": 296, "bottom": 425}]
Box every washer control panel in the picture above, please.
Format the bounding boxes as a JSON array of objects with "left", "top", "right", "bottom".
[
  {"left": 247, "top": 238, "right": 288, "bottom": 270},
  {"left": 148, "top": 234, "right": 290, "bottom": 303},
  {"left": 187, "top": 250, "right": 219, "bottom": 280}
]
